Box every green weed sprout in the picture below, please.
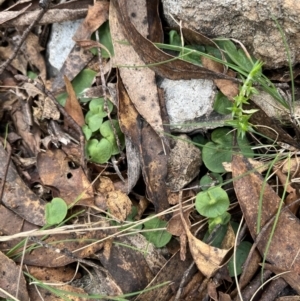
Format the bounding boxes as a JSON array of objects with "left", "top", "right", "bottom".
[{"left": 226, "top": 60, "right": 263, "bottom": 138}]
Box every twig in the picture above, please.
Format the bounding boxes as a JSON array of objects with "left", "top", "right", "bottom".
[{"left": 0, "top": 0, "right": 51, "bottom": 74}]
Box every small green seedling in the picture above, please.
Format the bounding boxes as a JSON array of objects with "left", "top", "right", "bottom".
[
  {"left": 45, "top": 197, "right": 68, "bottom": 225},
  {"left": 208, "top": 211, "right": 231, "bottom": 234},
  {"left": 202, "top": 127, "right": 253, "bottom": 173},
  {"left": 142, "top": 216, "right": 172, "bottom": 248}
]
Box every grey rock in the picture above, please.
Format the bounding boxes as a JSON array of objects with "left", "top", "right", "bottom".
[
  {"left": 159, "top": 78, "right": 230, "bottom": 132},
  {"left": 161, "top": 0, "right": 300, "bottom": 68}
]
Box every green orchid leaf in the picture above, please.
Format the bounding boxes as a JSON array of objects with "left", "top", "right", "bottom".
[
  {"left": 228, "top": 241, "right": 252, "bottom": 276},
  {"left": 208, "top": 212, "right": 231, "bottom": 233},
  {"left": 202, "top": 128, "right": 253, "bottom": 173},
  {"left": 195, "top": 186, "right": 230, "bottom": 218},
  {"left": 85, "top": 111, "right": 103, "bottom": 132},
  {"left": 57, "top": 69, "right": 97, "bottom": 105},
  {"left": 87, "top": 138, "right": 112, "bottom": 164},
  {"left": 142, "top": 216, "right": 172, "bottom": 248},
  {"left": 82, "top": 125, "right": 93, "bottom": 140},
  {"left": 91, "top": 21, "right": 114, "bottom": 58},
  {"left": 89, "top": 98, "right": 113, "bottom": 117},
  {"left": 214, "top": 92, "right": 233, "bottom": 115},
  {"left": 45, "top": 198, "right": 68, "bottom": 225}
]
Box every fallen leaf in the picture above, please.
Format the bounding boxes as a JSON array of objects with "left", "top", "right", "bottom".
[
  {"left": 64, "top": 75, "right": 85, "bottom": 126},
  {"left": 106, "top": 190, "right": 132, "bottom": 222},
  {"left": 110, "top": 0, "right": 165, "bottom": 137},
  {"left": 0, "top": 143, "right": 46, "bottom": 226},
  {"left": 37, "top": 149, "right": 93, "bottom": 206},
  {"left": 0, "top": 251, "right": 29, "bottom": 300},
  {"left": 232, "top": 154, "right": 300, "bottom": 290},
  {"left": 73, "top": 1, "right": 109, "bottom": 41}
]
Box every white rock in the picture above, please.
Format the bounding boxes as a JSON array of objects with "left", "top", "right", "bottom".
[{"left": 46, "top": 19, "right": 82, "bottom": 76}]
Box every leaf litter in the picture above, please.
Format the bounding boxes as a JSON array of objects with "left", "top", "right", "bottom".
[{"left": 0, "top": 0, "right": 300, "bottom": 300}]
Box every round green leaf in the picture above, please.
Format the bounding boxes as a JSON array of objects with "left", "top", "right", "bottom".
[
  {"left": 202, "top": 142, "right": 231, "bottom": 173},
  {"left": 89, "top": 98, "right": 113, "bottom": 117},
  {"left": 228, "top": 241, "right": 252, "bottom": 276},
  {"left": 195, "top": 187, "right": 230, "bottom": 218},
  {"left": 85, "top": 111, "right": 103, "bottom": 132},
  {"left": 82, "top": 125, "right": 92, "bottom": 140},
  {"left": 214, "top": 92, "right": 233, "bottom": 115},
  {"left": 45, "top": 198, "right": 68, "bottom": 225},
  {"left": 142, "top": 216, "right": 172, "bottom": 248},
  {"left": 100, "top": 119, "right": 121, "bottom": 138},
  {"left": 200, "top": 173, "right": 223, "bottom": 191},
  {"left": 87, "top": 138, "right": 112, "bottom": 164}
]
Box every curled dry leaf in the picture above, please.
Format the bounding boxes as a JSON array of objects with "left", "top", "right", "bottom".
[
  {"left": 64, "top": 75, "right": 85, "bottom": 126},
  {"left": 179, "top": 192, "right": 233, "bottom": 278},
  {"left": 111, "top": 0, "right": 236, "bottom": 82}
]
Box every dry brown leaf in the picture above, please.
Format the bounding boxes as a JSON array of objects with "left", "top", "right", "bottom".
[
  {"left": 0, "top": 3, "right": 31, "bottom": 25},
  {"left": 0, "top": 143, "right": 46, "bottom": 226},
  {"left": 110, "top": 0, "right": 165, "bottom": 137},
  {"left": 106, "top": 190, "right": 132, "bottom": 221},
  {"left": 0, "top": 42, "right": 27, "bottom": 74},
  {"left": 232, "top": 154, "right": 300, "bottom": 291},
  {"left": 73, "top": 1, "right": 109, "bottom": 41},
  {"left": 37, "top": 149, "right": 93, "bottom": 206},
  {"left": 64, "top": 75, "right": 85, "bottom": 126},
  {"left": 0, "top": 251, "right": 29, "bottom": 300},
  {"left": 2, "top": 8, "right": 88, "bottom": 27},
  {"left": 51, "top": 46, "right": 94, "bottom": 93},
  {"left": 20, "top": 229, "right": 106, "bottom": 267},
  {"left": 117, "top": 72, "right": 170, "bottom": 213},
  {"left": 27, "top": 265, "right": 79, "bottom": 282},
  {"left": 23, "top": 32, "right": 46, "bottom": 80},
  {"left": 186, "top": 229, "right": 232, "bottom": 278}
]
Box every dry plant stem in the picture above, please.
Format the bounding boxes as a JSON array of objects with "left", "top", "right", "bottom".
[
  {"left": 15, "top": 75, "right": 86, "bottom": 170},
  {"left": 28, "top": 236, "right": 108, "bottom": 273},
  {"left": 0, "top": 141, "right": 12, "bottom": 204},
  {"left": 174, "top": 261, "right": 196, "bottom": 301},
  {"left": 0, "top": 2, "right": 50, "bottom": 74},
  {"left": 94, "top": 29, "right": 125, "bottom": 160}
]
